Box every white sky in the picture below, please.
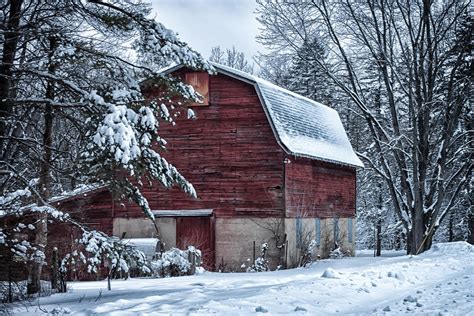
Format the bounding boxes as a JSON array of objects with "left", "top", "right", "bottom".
[{"left": 151, "top": 0, "right": 263, "bottom": 60}]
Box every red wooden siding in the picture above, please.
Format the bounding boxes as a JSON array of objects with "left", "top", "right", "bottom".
[
  {"left": 55, "top": 189, "right": 115, "bottom": 235},
  {"left": 285, "top": 157, "right": 356, "bottom": 218},
  {"left": 118, "top": 73, "right": 286, "bottom": 219}
]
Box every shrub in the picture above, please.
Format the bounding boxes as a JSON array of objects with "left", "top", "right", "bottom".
[
  {"left": 329, "top": 246, "right": 351, "bottom": 259},
  {"left": 243, "top": 242, "right": 269, "bottom": 272},
  {"left": 150, "top": 246, "right": 201, "bottom": 277}
]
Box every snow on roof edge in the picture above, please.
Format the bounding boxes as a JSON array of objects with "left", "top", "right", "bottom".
[
  {"left": 213, "top": 63, "right": 337, "bottom": 113},
  {"left": 255, "top": 84, "right": 363, "bottom": 169},
  {"left": 49, "top": 183, "right": 109, "bottom": 204}
]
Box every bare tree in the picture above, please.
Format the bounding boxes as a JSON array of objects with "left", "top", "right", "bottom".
[
  {"left": 209, "top": 45, "right": 254, "bottom": 74},
  {"left": 256, "top": 0, "right": 472, "bottom": 254}
]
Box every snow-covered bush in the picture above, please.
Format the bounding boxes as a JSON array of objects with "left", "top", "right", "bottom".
[
  {"left": 244, "top": 243, "right": 269, "bottom": 272},
  {"left": 60, "top": 230, "right": 150, "bottom": 284},
  {"left": 0, "top": 281, "right": 27, "bottom": 303},
  {"left": 0, "top": 280, "right": 54, "bottom": 303},
  {"left": 253, "top": 256, "right": 269, "bottom": 272},
  {"left": 329, "top": 246, "right": 351, "bottom": 259},
  {"left": 298, "top": 239, "right": 319, "bottom": 267},
  {"left": 321, "top": 268, "right": 341, "bottom": 279},
  {"left": 150, "top": 246, "right": 201, "bottom": 277}
]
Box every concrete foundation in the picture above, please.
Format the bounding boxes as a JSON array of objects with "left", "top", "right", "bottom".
[
  {"left": 214, "top": 217, "right": 284, "bottom": 271},
  {"left": 112, "top": 215, "right": 355, "bottom": 271},
  {"left": 284, "top": 217, "right": 355, "bottom": 267}
]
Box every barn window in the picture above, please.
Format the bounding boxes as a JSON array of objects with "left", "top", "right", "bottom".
[
  {"left": 315, "top": 218, "right": 321, "bottom": 246},
  {"left": 347, "top": 218, "right": 353, "bottom": 243},
  {"left": 185, "top": 72, "right": 209, "bottom": 106},
  {"left": 295, "top": 217, "right": 302, "bottom": 248},
  {"left": 333, "top": 217, "right": 340, "bottom": 246}
]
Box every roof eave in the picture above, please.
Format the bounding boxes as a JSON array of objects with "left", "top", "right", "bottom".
[{"left": 286, "top": 151, "right": 364, "bottom": 169}]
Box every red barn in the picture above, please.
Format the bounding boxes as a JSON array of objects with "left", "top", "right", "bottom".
[{"left": 54, "top": 63, "right": 363, "bottom": 271}]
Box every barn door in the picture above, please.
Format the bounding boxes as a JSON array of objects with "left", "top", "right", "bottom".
[{"left": 176, "top": 217, "right": 214, "bottom": 270}]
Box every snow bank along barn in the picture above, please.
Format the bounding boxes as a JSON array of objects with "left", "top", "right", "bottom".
[{"left": 54, "top": 63, "right": 363, "bottom": 271}]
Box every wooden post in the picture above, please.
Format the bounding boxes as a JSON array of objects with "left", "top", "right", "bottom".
[
  {"left": 253, "top": 241, "right": 256, "bottom": 263},
  {"left": 107, "top": 270, "right": 111, "bottom": 291},
  {"left": 188, "top": 251, "right": 196, "bottom": 275}
]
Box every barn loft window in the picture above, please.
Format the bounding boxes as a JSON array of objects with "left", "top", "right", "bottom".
[{"left": 185, "top": 72, "right": 209, "bottom": 106}]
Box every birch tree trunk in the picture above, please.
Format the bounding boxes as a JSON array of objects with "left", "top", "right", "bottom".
[{"left": 27, "top": 35, "right": 57, "bottom": 295}]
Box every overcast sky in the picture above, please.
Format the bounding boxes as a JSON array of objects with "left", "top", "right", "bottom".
[{"left": 151, "top": 0, "right": 263, "bottom": 60}]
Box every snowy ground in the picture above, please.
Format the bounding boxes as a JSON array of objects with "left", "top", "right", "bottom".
[{"left": 6, "top": 242, "right": 474, "bottom": 315}]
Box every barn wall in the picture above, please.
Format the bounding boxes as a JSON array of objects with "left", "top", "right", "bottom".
[
  {"left": 284, "top": 217, "right": 355, "bottom": 267},
  {"left": 54, "top": 189, "right": 115, "bottom": 235},
  {"left": 41, "top": 72, "right": 286, "bottom": 274},
  {"left": 214, "top": 217, "right": 284, "bottom": 271},
  {"left": 117, "top": 72, "right": 286, "bottom": 219},
  {"left": 285, "top": 157, "right": 357, "bottom": 218}
]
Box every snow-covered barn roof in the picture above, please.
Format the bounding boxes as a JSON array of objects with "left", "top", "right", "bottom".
[{"left": 162, "top": 62, "right": 364, "bottom": 168}]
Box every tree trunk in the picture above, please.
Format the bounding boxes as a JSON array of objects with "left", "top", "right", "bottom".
[
  {"left": 410, "top": 206, "right": 425, "bottom": 255},
  {"left": 27, "top": 212, "right": 48, "bottom": 295},
  {"left": 51, "top": 247, "right": 59, "bottom": 291},
  {"left": 0, "top": 0, "right": 22, "bottom": 153},
  {"left": 8, "top": 251, "right": 13, "bottom": 303},
  {"left": 27, "top": 91, "right": 54, "bottom": 295},
  {"left": 406, "top": 230, "right": 413, "bottom": 255},
  {"left": 27, "top": 36, "right": 57, "bottom": 295},
  {"left": 468, "top": 212, "right": 474, "bottom": 245},
  {"left": 448, "top": 213, "right": 454, "bottom": 242},
  {"left": 375, "top": 219, "right": 382, "bottom": 256}
]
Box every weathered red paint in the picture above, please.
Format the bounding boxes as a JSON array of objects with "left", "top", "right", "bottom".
[
  {"left": 119, "top": 73, "right": 287, "bottom": 219},
  {"left": 176, "top": 216, "right": 214, "bottom": 270},
  {"left": 55, "top": 189, "right": 115, "bottom": 235},
  {"left": 285, "top": 157, "right": 356, "bottom": 218}
]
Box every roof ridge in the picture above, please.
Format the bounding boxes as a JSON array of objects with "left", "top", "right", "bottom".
[{"left": 210, "top": 62, "right": 335, "bottom": 113}]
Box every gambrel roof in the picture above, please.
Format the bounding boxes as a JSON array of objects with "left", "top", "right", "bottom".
[{"left": 162, "top": 62, "right": 364, "bottom": 168}]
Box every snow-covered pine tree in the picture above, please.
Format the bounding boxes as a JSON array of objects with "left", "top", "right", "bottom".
[
  {"left": 284, "top": 38, "right": 332, "bottom": 106},
  {"left": 0, "top": 0, "right": 211, "bottom": 295}
]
